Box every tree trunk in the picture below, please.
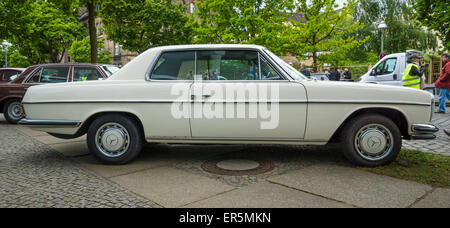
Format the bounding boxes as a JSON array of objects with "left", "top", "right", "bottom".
[{"left": 88, "top": 0, "right": 98, "bottom": 64}]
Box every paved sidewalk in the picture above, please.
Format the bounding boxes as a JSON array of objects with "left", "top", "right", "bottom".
[
  {"left": 402, "top": 112, "right": 450, "bottom": 156},
  {"left": 0, "top": 117, "right": 161, "bottom": 208},
  {"left": 1, "top": 115, "right": 449, "bottom": 208}
]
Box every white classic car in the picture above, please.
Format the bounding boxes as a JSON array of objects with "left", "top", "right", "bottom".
[{"left": 19, "top": 44, "right": 438, "bottom": 166}]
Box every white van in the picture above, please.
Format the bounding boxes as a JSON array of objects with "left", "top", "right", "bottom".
[{"left": 359, "top": 50, "right": 423, "bottom": 87}]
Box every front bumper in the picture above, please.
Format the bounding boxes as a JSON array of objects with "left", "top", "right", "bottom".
[{"left": 411, "top": 124, "right": 439, "bottom": 140}]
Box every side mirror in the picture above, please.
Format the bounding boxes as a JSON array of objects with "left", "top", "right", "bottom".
[{"left": 370, "top": 69, "right": 376, "bottom": 76}]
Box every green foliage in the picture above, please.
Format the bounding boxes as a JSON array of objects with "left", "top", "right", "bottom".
[
  {"left": 101, "top": 0, "right": 193, "bottom": 53},
  {"left": 0, "top": 45, "right": 31, "bottom": 68},
  {"left": 360, "top": 149, "right": 450, "bottom": 188},
  {"left": 2, "top": 0, "right": 84, "bottom": 64},
  {"left": 281, "top": 0, "right": 368, "bottom": 68},
  {"left": 192, "top": 0, "right": 292, "bottom": 55},
  {"left": 415, "top": 0, "right": 449, "bottom": 50},
  {"left": 347, "top": 0, "right": 439, "bottom": 65},
  {"left": 68, "top": 36, "right": 112, "bottom": 64}
]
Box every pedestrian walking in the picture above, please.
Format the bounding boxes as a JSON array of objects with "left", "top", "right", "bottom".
[
  {"left": 402, "top": 54, "right": 426, "bottom": 89},
  {"left": 435, "top": 53, "right": 450, "bottom": 113},
  {"left": 300, "top": 64, "right": 311, "bottom": 77}
]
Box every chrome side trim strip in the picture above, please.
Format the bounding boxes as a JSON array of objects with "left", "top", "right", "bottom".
[
  {"left": 308, "top": 100, "right": 431, "bottom": 106},
  {"left": 18, "top": 119, "right": 81, "bottom": 127},
  {"left": 22, "top": 100, "right": 431, "bottom": 106},
  {"left": 147, "top": 137, "right": 327, "bottom": 143}
]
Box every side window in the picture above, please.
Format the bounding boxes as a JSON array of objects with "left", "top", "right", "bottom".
[
  {"left": 383, "top": 58, "right": 397, "bottom": 74},
  {"left": 73, "top": 67, "right": 103, "bottom": 82},
  {"left": 197, "top": 50, "right": 259, "bottom": 81},
  {"left": 150, "top": 51, "right": 195, "bottom": 80},
  {"left": 375, "top": 62, "right": 385, "bottom": 75},
  {"left": 27, "top": 67, "right": 69, "bottom": 83},
  {"left": 2, "top": 71, "right": 20, "bottom": 81},
  {"left": 27, "top": 68, "right": 43, "bottom": 83},
  {"left": 260, "top": 56, "right": 281, "bottom": 80}
]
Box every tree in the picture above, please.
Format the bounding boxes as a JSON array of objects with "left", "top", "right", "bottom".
[
  {"left": 101, "top": 0, "right": 193, "bottom": 54},
  {"left": 415, "top": 0, "right": 449, "bottom": 50},
  {"left": 7, "top": 0, "right": 85, "bottom": 64},
  {"left": 68, "top": 36, "right": 112, "bottom": 64},
  {"left": 282, "top": 0, "right": 369, "bottom": 68},
  {"left": 192, "top": 0, "right": 292, "bottom": 55},
  {"left": 49, "top": 0, "right": 100, "bottom": 63},
  {"left": 347, "top": 0, "right": 439, "bottom": 64}
]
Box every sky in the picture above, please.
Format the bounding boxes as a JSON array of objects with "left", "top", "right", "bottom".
[{"left": 335, "top": 0, "right": 348, "bottom": 9}]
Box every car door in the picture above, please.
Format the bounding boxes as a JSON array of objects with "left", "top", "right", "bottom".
[
  {"left": 190, "top": 49, "right": 307, "bottom": 140},
  {"left": 145, "top": 51, "right": 195, "bottom": 139},
  {"left": 373, "top": 57, "right": 398, "bottom": 85}
]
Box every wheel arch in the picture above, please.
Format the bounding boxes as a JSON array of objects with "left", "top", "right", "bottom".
[
  {"left": 329, "top": 107, "right": 410, "bottom": 142},
  {"left": 75, "top": 111, "right": 145, "bottom": 138},
  {"left": 0, "top": 96, "right": 23, "bottom": 114}
]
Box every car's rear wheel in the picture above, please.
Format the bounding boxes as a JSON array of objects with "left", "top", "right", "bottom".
[
  {"left": 3, "top": 99, "right": 23, "bottom": 124},
  {"left": 87, "top": 114, "right": 143, "bottom": 165},
  {"left": 341, "top": 114, "right": 402, "bottom": 167}
]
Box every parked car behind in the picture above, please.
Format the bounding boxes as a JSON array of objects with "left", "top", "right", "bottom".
[
  {"left": 19, "top": 44, "right": 438, "bottom": 167},
  {"left": 0, "top": 68, "right": 25, "bottom": 83},
  {"left": 0, "top": 63, "right": 110, "bottom": 123},
  {"left": 310, "top": 73, "right": 330, "bottom": 81}
]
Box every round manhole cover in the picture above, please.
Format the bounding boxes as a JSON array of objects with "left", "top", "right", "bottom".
[
  {"left": 216, "top": 159, "right": 260, "bottom": 171},
  {"left": 201, "top": 157, "right": 274, "bottom": 176}
]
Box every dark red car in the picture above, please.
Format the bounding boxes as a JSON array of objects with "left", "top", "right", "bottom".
[
  {"left": 0, "top": 68, "right": 25, "bottom": 83},
  {"left": 0, "top": 63, "right": 111, "bottom": 123}
]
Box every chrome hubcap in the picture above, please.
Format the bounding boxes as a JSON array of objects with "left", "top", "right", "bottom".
[
  {"left": 95, "top": 123, "right": 130, "bottom": 158},
  {"left": 355, "top": 124, "right": 393, "bottom": 161},
  {"left": 8, "top": 102, "right": 23, "bottom": 120}
]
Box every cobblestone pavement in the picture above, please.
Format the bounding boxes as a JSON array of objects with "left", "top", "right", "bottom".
[
  {"left": 403, "top": 112, "right": 450, "bottom": 156},
  {"left": 0, "top": 122, "right": 161, "bottom": 208}
]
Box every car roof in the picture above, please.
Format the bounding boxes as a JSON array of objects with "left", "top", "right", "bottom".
[
  {"left": 151, "top": 44, "right": 266, "bottom": 52},
  {"left": 27, "top": 63, "right": 104, "bottom": 68},
  {"left": 0, "top": 68, "right": 25, "bottom": 71}
]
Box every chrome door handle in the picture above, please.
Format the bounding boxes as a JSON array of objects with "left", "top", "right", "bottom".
[{"left": 191, "top": 94, "right": 211, "bottom": 99}]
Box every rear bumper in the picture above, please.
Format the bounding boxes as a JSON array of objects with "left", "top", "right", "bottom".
[
  {"left": 410, "top": 124, "right": 439, "bottom": 140},
  {"left": 18, "top": 119, "right": 81, "bottom": 127}
]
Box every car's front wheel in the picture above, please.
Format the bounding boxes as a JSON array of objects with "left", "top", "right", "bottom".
[
  {"left": 87, "top": 114, "right": 144, "bottom": 165},
  {"left": 3, "top": 99, "right": 24, "bottom": 124},
  {"left": 341, "top": 114, "right": 402, "bottom": 167}
]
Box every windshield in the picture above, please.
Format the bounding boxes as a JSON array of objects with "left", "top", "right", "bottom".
[
  {"left": 102, "top": 66, "right": 121, "bottom": 76},
  {"left": 263, "top": 49, "right": 308, "bottom": 80}
]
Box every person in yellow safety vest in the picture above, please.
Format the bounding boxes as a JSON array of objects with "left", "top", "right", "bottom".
[
  {"left": 402, "top": 54, "right": 425, "bottom": 89},
  {"left": 81, "top": 76, "right": 88, "bottom": 81}
]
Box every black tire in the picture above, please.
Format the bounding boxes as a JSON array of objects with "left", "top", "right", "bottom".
[
  {"left": 341, "top": 114, "right": 402, "bottom": 167},
  {"left": 87, "top": 114, "right": 144, "bottom": 165},
  {"left": 3, "top": 99, "right": 23, "bottom": 124}
]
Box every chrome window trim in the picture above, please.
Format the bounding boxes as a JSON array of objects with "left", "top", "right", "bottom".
[{"left": 145, "top": 47, "right": 291, "bottom": 82}]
